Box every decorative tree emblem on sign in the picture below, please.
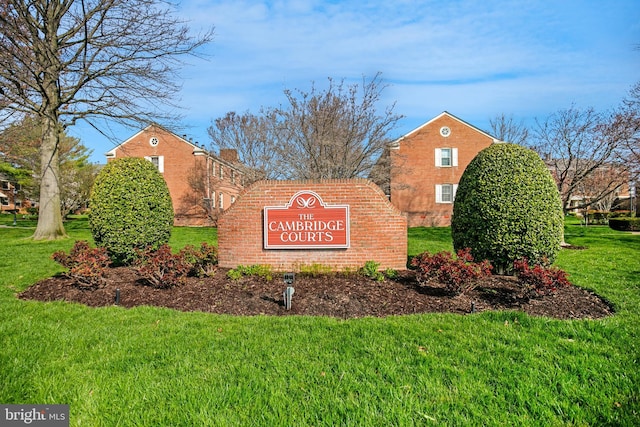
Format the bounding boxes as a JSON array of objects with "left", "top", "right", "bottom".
[{"left": 264, "top": 191, "right": 350, "bottom": 249}]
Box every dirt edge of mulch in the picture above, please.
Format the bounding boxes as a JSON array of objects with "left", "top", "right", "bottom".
[{"left": 18, "top": 267, "right": 615, "bottom": 320}]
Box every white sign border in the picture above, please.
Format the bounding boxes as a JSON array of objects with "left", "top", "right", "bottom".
[{"left": 263, "top": 190, "right": 351, "bottom": 250}]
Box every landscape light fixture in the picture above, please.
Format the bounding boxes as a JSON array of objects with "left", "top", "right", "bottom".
[{"left": 283, "top": 273, "right": 295, "bottom": 310}]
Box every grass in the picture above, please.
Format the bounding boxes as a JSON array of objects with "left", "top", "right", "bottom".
[{"left": 0, "top": 216, "right": 638, "bottom": 425}]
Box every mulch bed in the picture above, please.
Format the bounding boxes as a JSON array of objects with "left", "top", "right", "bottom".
[{"left": 19, "top": 267, "right": 614, "bottom": 320}]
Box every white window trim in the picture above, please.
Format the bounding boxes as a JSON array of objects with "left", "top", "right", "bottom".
[
  {"left": 144, "top": 155, "right": 164, "bottom": 173},
  {"left": 435, "top": 148, "right": 458, "bottom": 167},
  {"left": 436, "top": 184, "right": 458, "bottom": 204}
]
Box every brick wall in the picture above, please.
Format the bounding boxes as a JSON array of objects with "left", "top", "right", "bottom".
[
  {"left": 390, "top": 112, "right": 495, "bottom": 227},
  {"left": 106, "top": 125, "right": 244, "bottom": 226},
  {"left": 218, "top": 179, "right": 408, "bottom": 271}
]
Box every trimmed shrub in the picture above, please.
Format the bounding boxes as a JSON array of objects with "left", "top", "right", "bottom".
[
  {"left": 89, "top": 157, "right": 174, "bottom": 265},
  {"left": 451, "top": 143, "right": 564, "bottom": 273},
  {"left": 411, "top": 248, "right": 493, "bottom": 295},
  {"left": 609, "top": 217, "right": 640, "bottom": 231}
]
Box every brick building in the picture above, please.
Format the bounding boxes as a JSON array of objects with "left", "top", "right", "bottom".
[
  {"left": 105, "top": 124, "right": 245, "bottom": 226},
  {"left": 0, "top": 174, "right": 20, "bottom": 213},
  {"left": 389, "top": 111, "right": 500, "bottom": 227}
]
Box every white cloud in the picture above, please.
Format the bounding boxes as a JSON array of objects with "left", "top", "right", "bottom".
[{"left": 78, "top": 0, "right": 640, "bottom": 162}]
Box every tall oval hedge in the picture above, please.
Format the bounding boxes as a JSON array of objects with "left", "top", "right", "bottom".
[
  {"left": 451, "top": 143, "right": 563, "bottom": 273},
  {"left": 89, "top": 157, "right": 174, "bottom": 265}
]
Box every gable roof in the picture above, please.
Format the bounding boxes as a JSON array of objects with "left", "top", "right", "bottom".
[
  {"left": 393, "top": 111, "right": 500, "bottom": 146},
  {"left": 104, "top": 124, "right": 245, "bottom": 173},
  {"left": 105, "top": 124, "right": 202, "bottom": 158}
]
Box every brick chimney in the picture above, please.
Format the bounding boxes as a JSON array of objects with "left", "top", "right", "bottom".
[{"left": 219, "top": 149, "right": 239, "bottom": 163}]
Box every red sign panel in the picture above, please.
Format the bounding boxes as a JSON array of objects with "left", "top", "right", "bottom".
[{"left": 264, "top": 191, "right": 350, "bottom": 249}]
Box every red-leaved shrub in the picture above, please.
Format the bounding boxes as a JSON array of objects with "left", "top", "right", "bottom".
[
  {"left": 134, "top": 244, "right": 192, "bottom": 288},
  {"left": 411, "top": 248, "right": 493, "bottom": 295},
  {"left": 52, "top": 240, "right": 111, "bottom": 289},
  {"left": 513, "top": 258, "right": 571, "bottom": 298},
  {"left": 180, "top": 242, "right": 218, "bottom": 277}
]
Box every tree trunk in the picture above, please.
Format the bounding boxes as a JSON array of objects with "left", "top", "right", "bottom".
[{"left": 32, "top": 118, "right": 67, "bottom": 240}]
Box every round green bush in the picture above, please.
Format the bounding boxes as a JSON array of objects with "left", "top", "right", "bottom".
[
  {"left": 451, "top": 143, "right": 563, "bottom": 273},
  {"left": 89, "top": 157, "right": 174, "bottom": 265}
]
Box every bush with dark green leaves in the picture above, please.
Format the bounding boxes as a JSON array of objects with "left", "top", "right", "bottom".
[
  {"left": 451, "top": 143, "right": 563, "bottom": 273},
  {"left": 89, "top": 157, "right": 174, "bottom": 265},
  {"left": 609, "top": 217, "right": 640, "bottom": 232}
]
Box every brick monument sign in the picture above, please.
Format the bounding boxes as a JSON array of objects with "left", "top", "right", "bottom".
[{"left": 218, "top": 179, "right": 407, "bottom": 271}]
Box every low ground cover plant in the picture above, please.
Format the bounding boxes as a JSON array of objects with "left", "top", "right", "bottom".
[
  {"left": 52, "top": 240, "right": 111, "bottom": 288},
  {"left": 227, "top": 264, "right": 274, "bottom": 281},
  {"left": 359, "top": 260, "right": 385, "bottom": 281},
  {"left": 411, "top": 248, "right": 493, "bottom": 295},
  {"left": 296, "top": 263, "right": 335, "bottom": 276}
]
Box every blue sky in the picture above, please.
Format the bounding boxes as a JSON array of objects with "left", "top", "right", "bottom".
[{"left": 72, "top": 0, "right": 640, "bottom": 163}]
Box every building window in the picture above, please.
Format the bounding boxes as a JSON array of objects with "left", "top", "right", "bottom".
[
  {"left": 219, "top": 165, "right": 224, "bottom": 179},
  {"left": 218, "top": 193, "right": 224, "bottom": 209},
  {"left": 0, "top": 196, "right": 8, "bottom": 206},
  {"left": 436, "top": 184, "right": 458, "bottom": 203},
  {"left": 149, "top": 136, "right": 159, "bottom": 147},
  {"left": 231, "top": 195, "right": 236, "bottom": 204},
  {"left": 1, "top": 181, "right": 9, "bottom": 190},
  {"left": 145, "top": 156, "right": 164, "bottom": 173},
  {"left": 230, "top": 170, "right": 235, "bottom": 184},
  {"left": 435, "top": 148, "right": 458, "bottom": 167}
]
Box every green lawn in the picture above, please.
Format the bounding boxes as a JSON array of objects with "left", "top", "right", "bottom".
[{"left": 0, "top": 216, "right": 638, "bottom": 426}]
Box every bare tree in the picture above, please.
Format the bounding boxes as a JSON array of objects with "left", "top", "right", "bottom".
[
  {"left": 620, "top": 80, "right": 640, "bottom": 175},
  {"left": 208, "top": 110, "right": 283, "bottom": 184},
  {"left": 179, "top": 166, "right": 222, "bottom": 225},
  {"left": 489, "top": 113, "right": 529, "bottom": 145},
  {"left": 209, "top": 73, "right": 403, "bottom": 181},
  {"left": 276, "top": 74, "right": 403, "bottom": 179},
  {"left": 531, "top": 105, "right": 633, "bottom": 213},
  {"left": 0, "top": 0, "right": 212, "bottom": 239}
]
